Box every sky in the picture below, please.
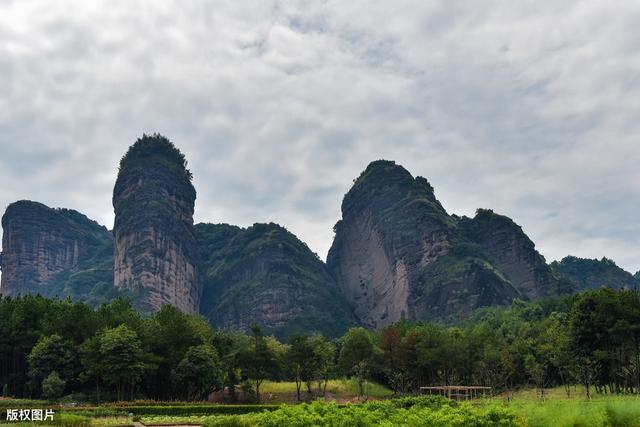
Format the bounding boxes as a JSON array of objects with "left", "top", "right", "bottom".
[{"left": 1, "top": 1, "right": 640, "bottom": 273}]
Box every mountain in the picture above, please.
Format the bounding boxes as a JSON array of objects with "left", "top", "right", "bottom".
[
  {"left": 457, "top": 209, "right": 573, "bottom": 299},
  {"left": 327, "top": 160, "right": 564, "bottom": 328},
  {"left": 0, "top": 140, "right": 618, "bottom": 334},
  {"left": 0, "top": 200, "right": 115, "bottom": 305},
  {"left": 550, "top": 256, "right": 639, "bottom": 291},
  {"left": 196, "top": 222, "right": 357, "bottom": 338},
  {"left": 112, "top": 134, "right": 202, "bottom": 314}
]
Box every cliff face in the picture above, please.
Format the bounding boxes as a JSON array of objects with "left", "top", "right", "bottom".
[
  {"left": 458, "top": 209, "right": 566, "bottom": 299},
  {"left": 196, "top": 222, "right": 356, "bottom": 338},
  {"left": 551, "top": 256, "right": 639, "bottom": 291},
  {"left": 113, "top": 134, "right": 201, "bottom": 314},
  {"left": 327, "top": 160, "right": 564, "bottom": 327},
  {"left": 0, "top": 200, "right": 114, "bottom": 302}
]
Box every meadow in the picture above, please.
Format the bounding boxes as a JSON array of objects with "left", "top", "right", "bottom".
[{"left": 3, "top": 386, "right": 640, "bottom": 427}]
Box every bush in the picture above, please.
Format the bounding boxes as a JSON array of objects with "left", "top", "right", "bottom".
[
  {"left": 125, "top": 405, "right": 280, "bottom": 416},
  {"left": 50, "top": 413, "right": 91, "bottom": 427},
  {"left": 196, "top": 400, "right": 523, "bottom": 427},
  {"left": 42, "top": 372, "right": 65, "bottom": 399}
]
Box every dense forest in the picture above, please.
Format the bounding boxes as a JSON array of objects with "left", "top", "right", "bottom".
[{"left": 1, "top": 287, "right": 638, "bottom": 403}]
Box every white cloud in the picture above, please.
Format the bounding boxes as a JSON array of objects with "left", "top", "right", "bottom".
[{"left": 1, "top": 0, "right": 639, "bottom": 273}]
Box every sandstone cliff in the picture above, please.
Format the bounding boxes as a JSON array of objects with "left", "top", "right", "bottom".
[
  {"left": 457, "top": 209, "right": 569, "bottom": 299},
  {"left": 113, "top": 134, "right": 201, "bottom": 314},
  {"left": 0, "top": 200, "right": 114, "bottom": 303},
  {"left": 327, "top": 160, "right": 563, "bottom": 327},
  {"left": 196, "top": 222, "right": 357, "bottom": 338}
]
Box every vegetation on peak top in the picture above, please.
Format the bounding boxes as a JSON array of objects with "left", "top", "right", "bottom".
[
  {"left": 550, "top": 255, "right": 638, "bottom": 291},
  {"left": 457, "top": 208, "right": 534, "bottom": 246},
  {"left": 118, "top": 133, "right": 192, "bottom": 180},
  {"left": 340, "top": 160, "right": 452, "bottom": 232},
  {"left": 352, "top": 160, "right": 414, "bottom": 188}
]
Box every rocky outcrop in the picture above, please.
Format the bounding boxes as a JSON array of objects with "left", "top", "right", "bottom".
[
  {"left": 196, "top": 222, "right": 357, "bottom": 338},
  {"left": 551, "top": 256, "right": 639, "bottom": 291},
  {"left": 113, "top": 134, "right": 201, "bottom": 314},
  {"left": 457, "top": 209, "right": 567, "bottom": 299},
  {"left": 0, "top": 200, "right": 113, "bottom": 301},
  {"left": 327, "top": 160, "right": 565, "bottom": 327}
]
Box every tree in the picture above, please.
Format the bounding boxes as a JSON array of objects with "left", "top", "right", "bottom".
[
  {"left": 79, "top": 336, "right": 104, "bottom": 402},
  {"left": 286, "top": 334, "right": 314, "bottom": 401},
  {"left": 338, "top": 327, "right": 378, "bottom": 398},
  {"left": 41, "top": 371, "right": 65, "bottom": 399},
  {"left": 99, "top": 324, "right": 147, "bottom": 401},
  {"left": 380, "top": 325, "right": 411, "bottom": 394},
  {"left": 27, "top": 334, "right": 77, "bottom": 396},
  {"left": 238, "top": 324, "right": 281, "bottom": 403},
  {"left": 309, "top": 334, "right": 335, "bottom": 397},
  {"left": 172, "top": 344, "right": 223, "bottom": 401},
  {"left": 145, "top": 305, "right": 212, "bottom": 399}
]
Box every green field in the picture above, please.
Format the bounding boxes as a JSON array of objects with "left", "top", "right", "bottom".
[{"left": 3, "top": 387, "right": 640, "bottom": 426}]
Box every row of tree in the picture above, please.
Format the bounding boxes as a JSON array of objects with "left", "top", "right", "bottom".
[{"left": 1, "top": 287, "right": 638, "bottom": 402}]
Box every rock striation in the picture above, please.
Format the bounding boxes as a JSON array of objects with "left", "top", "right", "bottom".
[
  {"left": 196, "top": 222, "right": 356, "bottom": 338},
  {"left": 112, "top": 134, "right": 201, "bottom": 314},
  {"left": 2, "top": 146, "right": 617, "bottom": 334},
  {"left": 457, "top": 209, "right": 569, "bottom": 299},
  {"left": 0, "top": 200, "right": 113, "bottom": 302},
  {"left": 327, "top": 160, "right": 564, "bottom": 327}
]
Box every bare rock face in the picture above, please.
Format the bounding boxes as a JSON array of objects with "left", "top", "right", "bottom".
[
  {"left": 113, "top": 134, "right": 201, "bottom": 314},
  {"left": 0, "top": 201, "right": 113, "bottom": 300},
  {"left": 327, "top": 160, "right": 559, "bottom": 327},
  {"left": 196, "top": 222, "right": 357, "bottom": 338},
  {"left": 458, "top": 209, "right": 565, "bottom": 299}
]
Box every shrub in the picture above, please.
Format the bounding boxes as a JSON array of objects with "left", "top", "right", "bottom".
[{"left": 42, "top": 372, "right": 65, "bottom": 399}]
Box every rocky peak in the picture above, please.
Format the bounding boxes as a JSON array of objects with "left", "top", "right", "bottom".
[
  {"left": 328, "top": 160, "right": 455, "bottom": 328},
  {"left": 0, "top": 200, "right": 112, "bottom": 297},
  {"left": 457, "top": 209, "right": 563, "bottom": 299},
  {"left": 197, "top": 222, "right": 356, "bottom": 338},
  {"left": 328, "top": 161, "right": 570, "bottom": 327},
  {"left": 113, "top": 134, "right": 201, "bottom": 314}
]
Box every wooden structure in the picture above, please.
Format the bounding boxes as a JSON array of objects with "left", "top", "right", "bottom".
[{"left": 420, "top": 386, "right": 492, "bottom": 400}]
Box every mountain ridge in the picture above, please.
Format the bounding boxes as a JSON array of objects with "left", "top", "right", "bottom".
[{"left": 1, "top": 141, "right": 633, "bottom": 335}]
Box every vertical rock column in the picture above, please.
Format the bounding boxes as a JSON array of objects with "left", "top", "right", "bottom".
[{"left": 113, "top": 134, "right": 201, "bottom": 314}]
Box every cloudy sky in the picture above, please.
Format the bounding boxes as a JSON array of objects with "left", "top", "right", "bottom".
[{"left": 1, "top": 1, "right": 640, "bottom": 273}]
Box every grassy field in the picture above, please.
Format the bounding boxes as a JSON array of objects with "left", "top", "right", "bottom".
[
  {"left": 2, "top": 386, "right": 640, "bottom": 426},
  {"left": 258, "top": 378, "right": 393, "bottom": 402},
  {"left": 489, "top": 387, "right": 640, "bottom": 427}
]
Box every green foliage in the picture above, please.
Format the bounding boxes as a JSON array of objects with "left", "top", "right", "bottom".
[
  {"left": 338, "top": 327, "right": 380, "bottom": 397},
  {"left": 238, "top": 325, "right": 283, "bottom": 403},
  {"left": 99, "top": 324, "right": 147, "bottom": 401},
  {"left": 551, "top": 255, "right": 639, "bottom": 291},
  {"left": 118, "top": 133, "right": 192, "bottom": 180},
  {"left": 28, "top": 334, "right": 77, "bottom": 396},
  {"left": 41, "top": 371, "right": 65, "bottom": 399},
  {"left": 172, "top": 344, "right": 224, "bottom": 400},
  {"left": 130, "top": 404, "right": 280, "bottom": 416},
  {"left": 193, "top": 400, "right": 521, "bottom": 427},
  {"left": 196, "top": 222, "right": 356, "bottom": 339},
  {"left": 50, "top": 413, "right": 91, "bottom": 427}
]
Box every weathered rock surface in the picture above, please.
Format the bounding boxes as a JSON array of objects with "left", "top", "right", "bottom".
[
  {"left": 196, "top": 222, "right": 357, "bottom": 338},
  {"left": 458, "top": 209, "right": 568, "bottom": 299},
  {"left": 113, "top": 134, "right": 201, "bottom": 314},
  {"left": 327, "top": 160, "right": 564, "bottom": 327},
  {"left": 0, "top": 200, "right": 114, "bottom": 302},
  {"left": 551, "top": 256, "right": 639, "bottom": 290}
]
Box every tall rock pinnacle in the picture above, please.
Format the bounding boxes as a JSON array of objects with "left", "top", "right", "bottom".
[{"left": 112, "top": 134, "right": 201, "bottom": 314}]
